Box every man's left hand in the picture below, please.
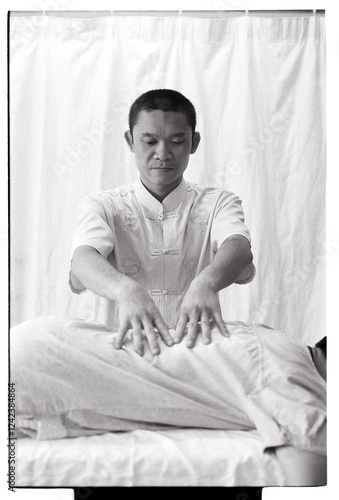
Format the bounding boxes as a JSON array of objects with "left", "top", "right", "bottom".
[{"left": 174, "top": 279, "right": 229, "bottom": 348}]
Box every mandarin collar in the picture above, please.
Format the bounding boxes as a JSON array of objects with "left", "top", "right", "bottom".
[{"left": 135, "top": 179, "right": 187, "bottom": 214}]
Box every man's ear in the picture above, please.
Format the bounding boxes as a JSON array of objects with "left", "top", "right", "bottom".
[
  {"left": 190, "top": 132, "right": 201, "bottom": 154},
  {"left": 124, "top": 130, "right": 134, "bottom": 152}
]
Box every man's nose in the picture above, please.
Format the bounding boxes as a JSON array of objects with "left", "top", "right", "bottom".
[{"left": 154, "top": 142, "right": 172, "bottom": 161}]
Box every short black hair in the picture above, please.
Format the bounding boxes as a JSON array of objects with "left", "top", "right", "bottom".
[
  {"left": 315, "top": 336, "right": 327, "bottom": 358},
  {"left": 128, "top": 89, "right": 197, "bottom": 135}
]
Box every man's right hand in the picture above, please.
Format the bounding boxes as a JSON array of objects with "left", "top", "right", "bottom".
[
  {"left": 71, "top": 246, "right": 173, "bottom": 356},
  {"left": 113, "top": 281, "right": 174, "bottom": 356}
]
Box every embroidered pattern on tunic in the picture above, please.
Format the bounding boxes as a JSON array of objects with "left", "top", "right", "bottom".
[
  {"left": 113, "top": 211, "right": 139, "bottom": 231},
  {"left": 188, "top": 209, "right": 209, "bottom": 231},
  {"left": 182, "top": 257, "right": 199, "bottom": 280},
  {"left": 71, "top": 181, "right": 252, "bottom": 331},
  {"left": 120, "top": 257, "right": 143, "bottom": 281}
]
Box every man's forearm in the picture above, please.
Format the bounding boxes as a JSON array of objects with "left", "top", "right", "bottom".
[
  {"left": 71, "top": 245, "right": 173, "bottom": 354},
  {"left": 71, "top": 245, "right": 132, "bottom": 301},
  {"left": 193, "top": 235, "right": 253, "bottom": 292}
]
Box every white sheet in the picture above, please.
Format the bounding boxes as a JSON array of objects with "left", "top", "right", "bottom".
[
  {"left": 12, "top": 317, "right": 326, "bottom": 455},
  {"left": 16, "top": 429, "right": 285, "bottom": 487}
]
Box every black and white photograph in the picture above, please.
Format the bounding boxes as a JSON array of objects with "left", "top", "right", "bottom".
[{"left": 5, "top": 0, "right": 338, "bottom": 498}]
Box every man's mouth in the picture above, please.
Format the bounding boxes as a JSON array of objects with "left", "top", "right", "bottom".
[{"left": 151, "top": 167, "right": 174, "bottom": 171}]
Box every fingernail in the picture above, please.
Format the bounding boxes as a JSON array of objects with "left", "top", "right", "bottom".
[
  {"left": 173, "top": 337, "right": 180, "bottom": 344},
  {"left": 167, "top": 339, "right": 174, "bottom": 346},
  {"left": 203, "top": 338, "right": 211, "bottom": 345},
  {"left": 186, "top": 340, "right": 193, "bottom": 348}
]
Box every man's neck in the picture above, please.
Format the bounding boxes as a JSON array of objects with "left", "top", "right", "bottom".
[{"left": 140, "top": 178, "right": 182, "bottom": 203}]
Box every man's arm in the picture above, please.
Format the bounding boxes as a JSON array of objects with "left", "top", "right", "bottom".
[
  {"left": 174, "top": 235, "right": 253, "bottom": 347},
  {"left": 71, "top": 245, "right": 174, "bottom": 355}
]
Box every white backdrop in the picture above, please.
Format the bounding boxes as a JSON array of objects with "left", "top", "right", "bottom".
[{"left": 9, "top": 11, "right": 326, "bottom": 343}]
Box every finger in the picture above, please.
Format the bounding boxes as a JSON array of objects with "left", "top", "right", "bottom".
[
  {"left": 186, "top": 309, "right": 200, "bottom": 348},
  {"left": 154, "top": 316, "right": 174, "bottom": 347},
  {"left": 143, "top": 321, "right": 160, "bottom": 355},
  {"left": 174, "top": 311, "right": 189, "bottom": 344},
  {"left": 213, "top": 310, "right": 230, "bottom": 338},
  {"left": 114, "top": 321, "right": 130, "bottom": 349},
  {"left": 131, "top": 322, "right": 144, "bottom": 356},
  {"left": 200, "top": 311, "right": 212, "bottom": 345}
]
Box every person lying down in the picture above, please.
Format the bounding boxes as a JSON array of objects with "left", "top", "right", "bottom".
[{"left": 11, "top": 316, "right": 326, "bottom": 486}]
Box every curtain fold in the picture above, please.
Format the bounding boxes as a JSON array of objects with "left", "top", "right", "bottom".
[{"left": 10, "top": 12, "right": 326, "bottom": 343}]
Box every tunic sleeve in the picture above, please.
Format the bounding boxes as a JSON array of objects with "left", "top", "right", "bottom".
[
  {"left": 210, "top": 191, "right": 255, "bottom": 284},
  {"left": 68, "top": 195, "right": 115, "bottom": 294},
  {"left": 210, "top": 191, "right": 252, "bottom": 250},
  {"left": 70, "top": 196, "right": 115, "bottom": 260}
]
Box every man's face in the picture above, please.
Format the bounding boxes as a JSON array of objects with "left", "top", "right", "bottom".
[{"left": 125, "top": 109, "right": 200, "bottom": 201}]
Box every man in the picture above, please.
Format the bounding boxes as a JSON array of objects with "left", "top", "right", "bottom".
[{"left": 69, "top": 89, "right": 255, "bottom": 355}]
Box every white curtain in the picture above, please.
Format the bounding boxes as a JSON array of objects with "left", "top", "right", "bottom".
[{"left": 9, "top": 11, "right": 326, "bottom": 344}]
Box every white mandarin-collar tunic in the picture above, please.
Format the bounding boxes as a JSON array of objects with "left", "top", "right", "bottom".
[{"left": 70, "top": 179, "right": 255, "bottom": 329}]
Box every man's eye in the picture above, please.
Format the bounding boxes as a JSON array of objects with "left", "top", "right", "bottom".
[
  {"left": 144, "top": 140, "right": 156, "bottom": 145},
  {"left": 172, "top": 141, "right": 184, "bottom": 145}
]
